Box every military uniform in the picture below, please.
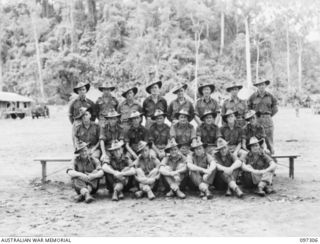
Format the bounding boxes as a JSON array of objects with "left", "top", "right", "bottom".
[
  {"left": 222, "top": 97, "right": 247, "bottom": 127},
  {"left": 149, "top": 123, "right": 170, "bottom": 153},
  {"left": 95, "top": 95, "right": 118, "bottom": 125},
  {"left": 100, "top": 124, "right": 124, "bottom": 149},
  {"left": 170, "top": 123, "right": 196, "bottom": 145},
  {"left": 196, "top": 123, "right": 220, "bottom": 156},
  {"left": 125, "top": 125, "right": 149, "bottom": 153},
  {"left": 218, "top": 125, "right": 242, "bottom": 152},
  {"left": 68, "top": 97, "right": 96, "bottom": 124},
  {"left": 167, "top": 98, "right": 195, "bottom": 122},
  {"left": 117, "top": 100, "right": 142, "bottom": 135},
  {"left": 195, "top": 97, "right": 220, "bottom": 120},
  {"left": 142, "top": 96, "right": 167, "bottom": 129},
  {"left": 242, "top": 123, "right": 267, "bottom": 148}
]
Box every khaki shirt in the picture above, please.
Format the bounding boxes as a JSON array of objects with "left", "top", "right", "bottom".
[
  {"left": 134, "top": 154, "right": 160, "bottom": 175},
  {"left": 117, "top": 100, "right": 142, "bottom": 122},
  {"left": 221, "top": 97, "right": 247, "bottom": 118},
  {"left": 195, "top": 97, "right": 220, "bottom": 118},
  {"left": 99, "top": 124, "right": 124, "bottom": 148},
  {"left": 167, "top": 97, "right": 195, "bottom": 122},
  {"left": 68, "top": 97, "right": 96, "bottom": 124},
  {"left": 74, "top": 121, "right": 100, "bottom": 147},
  {"left": 149, "top": 123, "right": 170, "bottom": 148},
  {"left": 142, "top": 96, "right": 167, "bottom": 117},
  {"left": 188, "top": 153, "right": 215, "bottom": 169},
  {"left": 170, "top": 122, "right": 196, "bottom": 145},
  {"left": 96, "top": 95, "right": 118, "bottom": 118},
  {"left": 214, "top": 151, "right": 236, "bottom": 168},
  {"left": 248, "top": 91, "right": 278, "bottom": 116},
  {"left": 244, "top": 151, "right": 272, "bottom": 170},
  {"left": 161, "top": 154, "right": 187, "bottom": 171},
  {"left": 68, "top": 155, "right": 101, "bottom": 174},
  {"left": 196, "top": 123, "right": 220, "bottom": 146}
]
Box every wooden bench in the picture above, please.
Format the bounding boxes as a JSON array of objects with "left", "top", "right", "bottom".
[
  {"left": 34, "top": 157, "right": 71, "bottom": 184},
  {"left": 272, "top": 154, "right": 300, "bottom": 179}
]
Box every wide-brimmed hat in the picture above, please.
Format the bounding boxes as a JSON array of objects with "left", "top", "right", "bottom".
[
  {"left": 136, "top": 141, "right": 152, "bottom": 153},
  {"left": 121, "top": 87, "right": 138, "bottom": 98},
  {"left": 216, "top": 138, "right": 229, "bottom": 150},
  {"left": 73, "top": 82, "right": 90, "bottom": 94},
  {"left": 172, "top": 83, "right": 188, "bottom": 94},
  {"left": 107, "top": 140, "right": 124, "bottom": 151},
  {"left": 74, "top": 141, "right": 89, "bottom": 154},
  {"left": 75, "top": 107, "right": 91, "bottom": 120},
  {"left": 226, "top": 84, "right": 243, "bottom": 92},
  {"left": 247, "top": 137, "right": 264, "bottom": 149},
  {"left": 201, "top": 109, "right": 217, "bottom": 121},
  {"left": 104, "top": 110, "right": 121, "bottom": 119},
  {"left": 129, "top": 111, "right": 143, "bottom": 120},
  {"left": 244, "top": 110, "right": 256, "bottom": 121},
  {"left": 98, "top": 82, "right": 116, "bottom": 92},
  {"left": 253, "top": 79, "right": 270, "bottom": 87},
  {"left": 164, "top": 138, "right": 179, "bottom": 153},
  {"left": 198, "top": 83, "right": 215, "bottom": 96},
  {"left": 146, "top": 80, "right": 162, "bottom": 94},
  {"left": 190, "top": 138, "right": 207, "bottom": 151},
  {"left": 222, "top": 109, "right": 238, "bottom": 123},
  {"left": 151, "top": 109, "right": 166, "bottom": 120},
  {"left": 174, "top": 109, "right": 192, "bottom": 121}
]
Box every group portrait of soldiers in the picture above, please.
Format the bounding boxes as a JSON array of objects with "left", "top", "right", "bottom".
[{"left": 67, "top": 77, "right": 278, "bottom": 203}]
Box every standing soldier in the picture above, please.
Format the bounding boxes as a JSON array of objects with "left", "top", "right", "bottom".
[
  {"left": 68, "top": 81, "right": 96, "bottom": 147},
  {"left": 159, "top": 139, "right": 188, "bottom": 199},
  {"left": 117, "top": 87, "right": 142, "bottom": 136},
  {"left": 222, "top": 83, "right": 247, "bottom": 128},
  {"left": 96, "top": 82, "right": 118, "bottom": 126},
  {"left": 167, "top": 83, "right": 195, "bottom": 123},
  {"left": 248, "top": 80, "right": 278, "bottom": 154},
  {"left": 143, "top": 80, "right": 167, "bottom": 129},
  {"left": 187, "top": 138, "right": 216, "bottom": 200},
  {"left": 195, "top": 82, "right": 220, "bottom": 126}
]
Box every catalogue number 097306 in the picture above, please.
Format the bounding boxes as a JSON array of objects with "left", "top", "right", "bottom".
[{"left": 300, "top": 238, "right": 318, "bottom": 243}]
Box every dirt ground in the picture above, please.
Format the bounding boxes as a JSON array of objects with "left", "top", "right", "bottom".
[{"left": 1, "top": 106, "right": 320, "bottom": 236}]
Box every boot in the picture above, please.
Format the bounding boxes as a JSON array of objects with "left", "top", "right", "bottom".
[
  {"left": 134, "top": 190, "right": 143, "bottom": 198},
  {"left": 147, "top": 190, "right": 155, "bottom": 200},
  {"left": 84, "top": 192, "right": 94, "bottom": 203},
  {"left": 118, "top": 191, "right": 124, "bottom": 199},
  {"left": 205, "top": 189, "right": 213, "bottom": 200},
  {"left": 175, "top": 189, "right": 186, "bottom": 199},
  {"left": 74, "top": 194, "right": 84, "bottom": 203},
  {"left": 234, "top": 186, "right": 244, "bottom": 198},
  {"left": 166, "top": 190, "right": 174, "bottom": 197},
  {"left": 254, "top": 187, "right": 266, "bottom": 197},
  {"left": 112, "top": 190, "right": 119, "bottom": 201},
  {"left": 225, "top": 187, "right": 232, "bottom": 197},
  {"left": 264, "top": 185, "right": 275, "bottom": 194}
]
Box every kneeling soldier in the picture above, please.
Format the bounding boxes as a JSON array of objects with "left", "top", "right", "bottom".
[
  {"left": 187, "top": 138, "right": 216, "bottom": 200},
  {"left": 241, "top": 137, "right": 277, "bottom": 196},
  {"left": 133, "top": 141, "right": 161, "bottom": 200},
  {"left": 66, "top": 142, "right": 104, "bottom": 203},
  {"left": 213, "top": 138, "right": 244, "bottom": 198},
  {"left": 102, "top": 140, "right": 136, "bottom": 201},
  {"left": 159, "top": 139, "right": 187, "bottom": 199}
]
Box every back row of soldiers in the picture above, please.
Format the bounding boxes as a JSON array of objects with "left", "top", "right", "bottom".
[{"left": 67, "top": 79, "right": 278, "bottom": 203}]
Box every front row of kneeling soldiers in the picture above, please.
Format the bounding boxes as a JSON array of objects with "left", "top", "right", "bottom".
[{"left": 67, "top": 134, "right": 276, "bottom": 203}]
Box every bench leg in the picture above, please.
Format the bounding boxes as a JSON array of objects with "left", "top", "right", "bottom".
[
  {"left": 41, "top": 161, "right": 47, "bottom": 184},
  {"left": 289, "top": 158, "right": 294, "bottom": 179}
]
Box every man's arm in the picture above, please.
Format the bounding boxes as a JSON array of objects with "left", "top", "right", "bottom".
[
  {"left": 186, "top": 155, "right": 206, "bottom": 173},
  {"left": 125, "top": 143, "right": 138, "bottom": 160},
  {"left": 271, "top": 94, "right": 278, "bottom": 117},
  {"left": 68, "top": 100, "right": 76, "bottom": 124}
]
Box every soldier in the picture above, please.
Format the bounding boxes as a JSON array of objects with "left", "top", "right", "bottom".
[
  {"left": 125, "top": 111, "right": 149, "bottom": 160},
  {"left": 100, "top": 110, "right": 124, "bottom": 164},
  {"left": 167, "top": 83, "right": 195, "bottom": 123},
  {"left": 66, "top": 142, "right": 104, "bottom": 203},
  {"left": 222, "top": 83, "right": 247, "bottom": 128},
  {"left": 187, "top": 138, "right": 216, "bottom": 200},
  {"left": 117, "top": 87, "right": 142, "bottom": 136},
  {"left": 196, "top": 109, "right": 220, "bottom": 156},
  {"left": 68, "top": 81, "right": 96, "bottom": 147},
  {"left": 195, "top": 82, "right": 220, "bottom": 126},
  {"left": 248, "top": 79, "right": 278, "bottom": 154},
  {"left": 133, "top": 141, "right": 161, "bottom": 200},
  {"left": 159, "top": 139, "right": 188, "bottom": 199},
  {"left": 213, "top": 138, "right": 244, "bottom": 198},
  {"left": 102, "top": 140, "right": 136, "bottom": 201},
  {"left": 241, "top": 137, "right": 277, "bottom": 196},
  {"left": 96, "top": 82, "right": 118, "bottom": 126},
  {"left": 148, "top": 109, "right": 170, "bottom": 160},
  {"left": 142, "top": 80, "right": 167, "bottom": 129},
  {"left": 170, "top": 109, "right": 197, "bottom": 157},
  {"left": 74, "top": 107, "right": 101, "bottom": 160}
]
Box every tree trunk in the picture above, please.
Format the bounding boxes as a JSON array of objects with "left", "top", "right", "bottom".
[
  {"left": 286, "top": 17, "right": 291, "bottom": 91},
  {"left": 86, "top": 0, "right": 97, "bottom": 31},
  {"left": 256, "top": 41, "right": 259, "bottom": 83},
  {"left": 245, "top": 16, "right": 252, "bottom": 87},
  {"left": 31, "top": 12, "right": 45, "bottom": 100},
  {"left": 297, "top": 38, "right": 303, "bottom": 93},
  {"left": 220, "top": 11, "right": 224, "bottom": 56},
  {"left": 70, "top": 0, "right": 78, "bottom": 53},
  {"left": 0, "top": 0, "right": 2, "bottom": 91},
  {"left": 194, "top": 31, "right": 199, "bottom": 102}
]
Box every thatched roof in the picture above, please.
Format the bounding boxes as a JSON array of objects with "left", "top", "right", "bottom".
[{"left": 0, "top": 92, "right": 33, "bottom": 103}]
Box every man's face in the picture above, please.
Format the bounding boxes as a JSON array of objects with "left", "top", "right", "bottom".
[
  {"left": 180, "top": 145, "right": 189, "bottom": 156},
  {"left": 150, "top": 84, "right": 160, "bottom": 95},
  {"left": 156, "top": 115, "right": 165, "bottom": 125},
  {"left": 77, "top": 86, "right": 87, "bottom": 97},
  {"left": 79, "top": 147, "right": 88, "bottom": 158},
  {"left": 219, "top": 146, "right": 229, "bottom": 157},
  {"left": 126, "top": 90, "right": 135, "bottom": 100},
  {"left": 257, "top": 83, "right": 266, "bottom": 93},
  {"left": 194, "top": 146, "right": 205, "bottom": 157},
  {"left": 227, "top": 113, "right": 236, "bottom": 124},
  {"left": 170, "top": 146, "right": 179, "bottom": 157},
  {"left": 131, "top": 116, "right": 141, "bottom": 127},
  {"left": 178, "top": 114, "right": 188, "bottom": 124},
  {"left": 141, "top": 146, "right": 150, "bottom": 158},
  {"left": 108, "top": 117, "right": 118, "bottom": 126},
  {"left": 204, "top": 114, "right": 214, "bottom": 125},
  {"left": 250, "top": 143, "right": 260, "bottom": 153},
  {"left": 112, "top": 147, "right": 123, "bottom": 159},
  {"left": 82, "top": 111, "right": 91, "bottom": 122},
  {"left": 202, "top": 86, "right": 212, "bottom": 97},
  {"left": 230, "top": 88, "right": 239, "bottom": 97},
  {"left": 249, "top": 114, "right": 257, "bottom": 125},
  {"left": 177, "top": 88, "right": 185, "bottom": 99}
]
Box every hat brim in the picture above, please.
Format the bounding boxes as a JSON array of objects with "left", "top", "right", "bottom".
[
  {"left": 74, "top": 143, "right": 89, "bottom": 154},
  {"left": 173, "top": 84, "right": 188, "bottom": 94},
  {"left": 146, "top": 81, "right": 162, "bottom": 94},
  {"left": 122, "top": 87, "right": 138, "bottom": 98},
  {"left": 164, "top": 144, "right": 179, "bottom": 153},
  {"left": 247, "top": 139, "right": 264, "bottom": 149},
  {"left": 74, "top": 107, "right": 92, "bottom": 120},
  {"left": 198, "top": 84, "right": 215, "bottom": 96},
  {"left": 98, "top": 86, "right": 116, "bottom": 92},
  {"left": 190, "top": 143, "right": 207, "bottom": 151},
  {"left": 222, "top": 111, "right": 238, "bottom": 122},
  {"left": 226, "top": 85, "right": 243, "bottom": 92},
  {"left": 254, "top": 80, "right": 270, "bottom": 87},
  {"left": 129, "top": 112, "right": 143, "bottom": 120},
  {"left": 151, "top": 113, "right": 166, "bottom": 120},
  {"left": 105, "top": 114, "right": 121, "bottom": 119},
  {"left": 245, "top": 112, "right": 256, "bottom": 121},
  {"left": 216, "top": 141, "right": 229, "bottom": 150},
  {"left": 107, "top": 141, "right": 124, "bottom": 151},
  {"left": 174, "top": 112, "right": 192, "bottom": 122},
  {"left": 201, "top": 112, "right": 217, "bottom": 121},
  {"left": 74, "top": 83, "right": 90, "bottom": 94},
  {"left": 137, "top": 142, "right": 152, "bottom": 153}
]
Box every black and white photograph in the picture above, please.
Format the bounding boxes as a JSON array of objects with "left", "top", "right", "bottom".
[{"left": 0, "top": 0, "right": 320, "bottom": 239}]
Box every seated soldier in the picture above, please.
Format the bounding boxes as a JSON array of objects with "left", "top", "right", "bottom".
[
  {"left": 219, "top": 109, "right": 245, "bottom": 158},
  {"left": 242, "top": 110, "right": 271, "bottom": 153},
  {"left": 133, "top": 141, "right": 161, "bottom": 200},
  {"left": 196, "top": 109, "right": 220, "bottom": 156},
  {"left": 159, "top": 138, "right": 188, "bottom": 199},
  {"left": 241, "top": 137, "right": 277, "bottom": 196},
  {"left": 149, "top": 109, "right": 170, "bottom": 160},
  {"left": 102, "top": 140, "right": 136, "bottom": 201},
  {"left": 66, "top": 142, "right": 104, "bottom": 203},
  {"left": 213, "top": 138, "right": 244, "bottom": 198},
  {"left": 125, "top": 111, "right": 149, "bottom": 160},
  {"left": 100, "top": 110, "right": 124, "bottom": 163},
  {"left": 74, "top": 107, "right": 101, "bottom": 160},
  {"left": 187, "top": 138, "right": 216, "bottom": 200},
  {"left": 170, "top": 109, "right": 197, "bottom": 157}
]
